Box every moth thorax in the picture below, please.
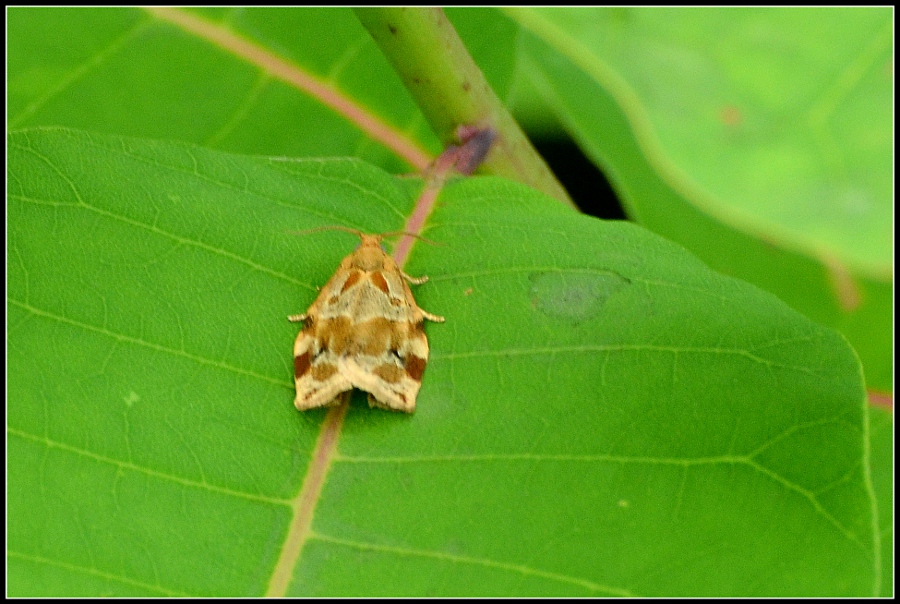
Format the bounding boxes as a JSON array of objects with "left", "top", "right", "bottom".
[{"left": 354, "top": 247, "right": 387, "bottom": 271}]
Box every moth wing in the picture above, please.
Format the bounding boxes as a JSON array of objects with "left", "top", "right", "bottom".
[
  {"left": 293, "top": 330, "right": 353, "bottom": 410},
  {"left": 341, "top": 326, "right": 430, "bottom": 413},
  {"left": 342, "top": 358, "right": 420, "bottom": 413},
  {"left": 294, "top": 370, "right": 352, "bottom": 410}
]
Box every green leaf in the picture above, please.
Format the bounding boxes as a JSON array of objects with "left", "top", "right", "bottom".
[
  {"left": 8, "top": 128, "right": 879, "bottom": 596},
  {"left": 869, "top": 405, "right": 894, "bottom": 597},
  {"left": 7, "top": 6, "right": 516, "bottom": 174},
  {"left": 511, "top": 6, "right": 891, "bottom": 276},
  {"left": 5, "top": 6, "right": 432, "bottom": 171},
  {"left": 509, "top": 7, "right": 893, "bottom": 392}
]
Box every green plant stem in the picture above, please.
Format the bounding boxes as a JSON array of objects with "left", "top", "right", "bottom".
[{"left": 355, "top": 7, "right": 575, "bottom": 209}]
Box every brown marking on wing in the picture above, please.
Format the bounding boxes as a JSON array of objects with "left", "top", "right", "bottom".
[
  {"left": 370, "top": 271, "right": 390, "bottom": 295},
  {"left": 354, "top": 317, "right": 396, "bottom": 356},
  {"left": 294, "top": 352, "right": 311, "bottom": 379},
  {"left": 405, "top": 355, "right": 426, "bottom": 382},
  {"left": 373, "top": 363, "right": 404, "bottom": 384},
  {"left": 311, "top": 362, "right": 338, "bottom": 381},
  {"left": 319, "top": 316, "right": 353, "bottom": 354},
  {"left": 340, "top": 270, "right": 362, "bottom": 293}
]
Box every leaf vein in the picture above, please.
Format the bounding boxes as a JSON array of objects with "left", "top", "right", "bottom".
[
  {"left": 8, "top": 299, "right": 289, "bottom": 388},
  {"left": 311, "top": 532, "right": 633, "bottom": 596},
  {"left": 8, "top": 428, "right": 288, "bottom": 507},
  {"left": 7, "top": 550, "right": 188, "bottom": 596}
]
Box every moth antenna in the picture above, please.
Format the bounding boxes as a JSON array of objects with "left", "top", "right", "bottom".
[
  {"left": 378, "top": 231, "right": 443, "bottom": 246},
  {"left": 288, "top": 225, "right": 364, "bottom": 238},
  {"left": 288, "top": 226, "right": 443, "bottom": 246}
]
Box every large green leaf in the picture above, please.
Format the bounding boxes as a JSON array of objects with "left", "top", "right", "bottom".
[
  {"left": 508, "top": 7, "right": 893, "bottom": 393},
  {"left": 869, "top": 405, "right": 894, "bottom": 596},
  {"left": 8, "top": 128, "right": 880, "bottom": 596}
]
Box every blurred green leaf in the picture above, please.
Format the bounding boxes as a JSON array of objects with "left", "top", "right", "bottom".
[
  {"left": 509, "top": 6, "right": 892, "bottom": 392},
  {"left": 7, "top": 7, "right": 516, "bottom": 173},
  {"left": 511, "top": 6, "right": 891, "bottom": 276},
  {"left": 8, "top": 129, "right": 880, "bottom": 596}
]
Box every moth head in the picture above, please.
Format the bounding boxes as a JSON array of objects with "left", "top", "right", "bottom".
[
  {"left": 290, "top": 226, "right": 439, "bottom": 270},
  {"left": 353, "top": 234, "right": 389, "bottom": 271}
]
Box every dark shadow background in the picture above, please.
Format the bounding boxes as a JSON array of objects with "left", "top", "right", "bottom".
[{"left": 533, "top": 139, "right": 626, "bottom": 220}]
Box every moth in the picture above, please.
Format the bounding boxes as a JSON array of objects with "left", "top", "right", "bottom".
[{"left": 289, "top": 229, "right": 444, "bottom": 413}]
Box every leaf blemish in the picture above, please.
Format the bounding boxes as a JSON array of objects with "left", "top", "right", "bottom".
[{"left": 529, "top": 271, "right": 630, "bottom": 323}]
